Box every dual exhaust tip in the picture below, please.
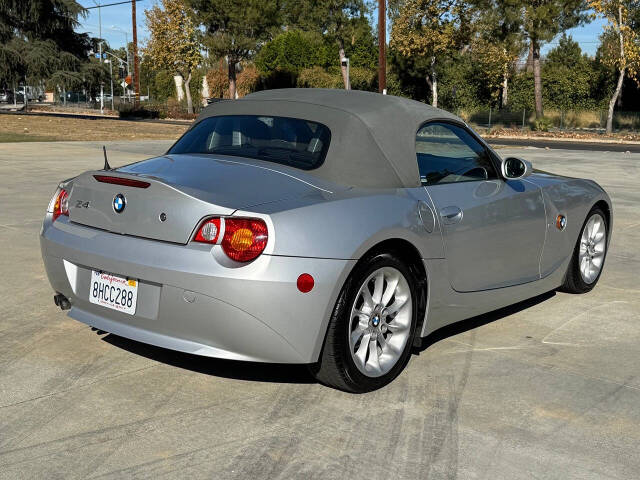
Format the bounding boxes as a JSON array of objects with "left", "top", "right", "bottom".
[{"left": 54, "top": 293, "right": 71, "bottom": 310}]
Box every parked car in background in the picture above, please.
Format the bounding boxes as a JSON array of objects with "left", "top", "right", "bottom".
[
  {"left": 17, "top": 86, "right": 44, "bottom": 102},
  {"left": 0, "top": 89, "right": 14, "bottom": 103}
]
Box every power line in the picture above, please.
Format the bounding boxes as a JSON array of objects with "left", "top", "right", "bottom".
[{"left": 85, "top": 0, "right": 144, "bottom": 9}]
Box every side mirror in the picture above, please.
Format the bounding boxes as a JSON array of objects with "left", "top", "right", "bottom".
[{"left": 501, "top": 157, "right": 532, "bottom": 179}]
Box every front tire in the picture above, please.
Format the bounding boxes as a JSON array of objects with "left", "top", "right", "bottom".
[
  {"left": 310, "top": 252, "right": 419, "bottom": 393},
  {"left": 560, "top": 206, "right": 608, "bottom": 294}
]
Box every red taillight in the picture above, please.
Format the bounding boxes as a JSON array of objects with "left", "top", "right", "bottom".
[
  {"left": 93, "top": 175, "right": 150, "bottom": 189},
  {"left": 53, "top": 189, "right": 69, "bottom": 221},
  {"left": 222, "top": 218, "right": 268, "bottom": 262},
  {"left": 193, "top": 217, "right": 268, "bottom": 262}
]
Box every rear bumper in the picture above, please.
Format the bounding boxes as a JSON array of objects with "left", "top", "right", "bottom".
[{"left": 40, "top": 216, "right": 354, "bottom": 363}]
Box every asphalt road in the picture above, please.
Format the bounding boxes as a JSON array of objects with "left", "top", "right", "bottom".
[
  {"left": 1, "top": 142, "right": 639, "bottom": 479},
  {"left": 488, "top": 137, "right": 640, "bottom": 153}
]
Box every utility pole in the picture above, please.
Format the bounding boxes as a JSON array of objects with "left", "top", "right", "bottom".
[
  {"left": 132, "top": 0, "right": 140, "bottom": 108},
  {"left": 378, "top": 0, "right": 386, "bottom": 94}
]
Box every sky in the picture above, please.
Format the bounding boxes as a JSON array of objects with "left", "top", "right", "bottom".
[
  {"left": 76, "top": 1, "right": 609, "bottom": 57},
  {"left": 77, "top": 0, "right": 148, "bottom": 51}
]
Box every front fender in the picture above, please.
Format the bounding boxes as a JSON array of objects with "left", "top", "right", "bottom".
[{"left": 528, "top": 174, "right": 612, "bottom": 277}]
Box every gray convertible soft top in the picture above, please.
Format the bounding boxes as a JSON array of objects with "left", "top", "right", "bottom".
[{"left": 196, "top": 88, "right": 459, "bottom": 188}]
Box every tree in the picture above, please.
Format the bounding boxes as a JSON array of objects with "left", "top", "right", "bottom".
[
  {"left": 0, "top": 0, "right": 91, "bottom": 93},
  {"left": 543, "top": 35, "right": 595, "bottom": 111},
  {"left": 469, "top": 1, "right": 525, "bottom": 107},
  {"left": 282, "top": 0, "right": 371, "bottom": 89},
  {"left": 470, "top": 39, "right": 514, "bottom": 107},
  {"left": 502, "top": 0, "right": 590, "bottom": 118},
  {"left": 590, "top": 0, "right": 640, "bottom": 133},
  {"left": 144, "top": 0, "right": 201, "bottom": 113},
  {"left": 186, "top": 0, "right": 281, "bottom": 99},
  {"left": 546, "top": 33, "right": 587, "bottom": 69},
  {"left": 391, "top": 0, "right": 468, "bottom": 107},
  {"left": 388, "top": 45, "right": 434, "bottom": 103},
  {"left": 256, "top": 30, "right": 329, "bottom": 75}
]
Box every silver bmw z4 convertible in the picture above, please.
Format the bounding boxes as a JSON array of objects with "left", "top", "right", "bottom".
[{"left": 41, "top": 89, "right": 612, "bottom": 392}]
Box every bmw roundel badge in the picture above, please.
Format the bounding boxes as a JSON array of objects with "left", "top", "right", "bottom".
[{"left": 113, "top": 193, "right": 126, "bottom": 213}]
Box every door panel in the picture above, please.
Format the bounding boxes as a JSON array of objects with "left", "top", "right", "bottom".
[{"left": 426, "top": 179, "right": 546, "bottom": 292}]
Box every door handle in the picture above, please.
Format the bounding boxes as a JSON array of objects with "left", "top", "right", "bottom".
[{"left": 440, "top": 206, "right": 463, "bottom": 225}]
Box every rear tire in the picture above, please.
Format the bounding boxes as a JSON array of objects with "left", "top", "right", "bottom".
[
  {"left": 310, "top": 252, "right": 419, "bottom": 393},
  {"left": 560, "top": 206, "right": 608, "bottom": 294}
]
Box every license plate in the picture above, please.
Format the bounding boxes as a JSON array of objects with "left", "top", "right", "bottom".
[{"left": 89, "top": 270, "right": 138, "bottom": 315}]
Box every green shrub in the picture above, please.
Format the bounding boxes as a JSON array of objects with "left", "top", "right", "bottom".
[
  {"left": 256, "top": 31, "right": 330, "bottom": 75},
  {"left": 345, "top": 67, "right": 376, "bottom": 91},
  {"left": 296, "top": 66, "right": 377, "bottom": 92},
  {"left": 297, "top": 67, "right": 342, "bottom": 89},
  {"left": 532, "top": 116, "right": 553, "bottom": 132},
  {"left": 384, "top": 70, "right": 406, "bottom": 97}
]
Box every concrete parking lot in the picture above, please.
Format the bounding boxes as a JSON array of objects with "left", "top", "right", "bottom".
[{"left": 1, "top": 140, "right": 639, "bottom": 479}]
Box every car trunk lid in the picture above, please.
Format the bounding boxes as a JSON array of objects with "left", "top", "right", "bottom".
[{"left": 67, "top": 154, "right": 330, "bottom": 244}]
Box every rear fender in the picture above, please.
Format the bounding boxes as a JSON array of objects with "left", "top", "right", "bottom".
[{"left": 260, "top": 190, "right": 444, "bottom": 260}]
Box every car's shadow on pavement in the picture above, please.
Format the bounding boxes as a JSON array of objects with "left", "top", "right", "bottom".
[
  {"left": 415, "top": 290, "right": 556, "bottom": 353},
  {"left": 101, "top": 334, "right": 317, "bottom": 384},
  {"left": 98, "top": 291, "right": 556, "bottom": 385}
]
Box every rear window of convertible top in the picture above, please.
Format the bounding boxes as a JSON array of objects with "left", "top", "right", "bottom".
[{"left": 168, "top": 115, "right": 332, "bottom": 170}]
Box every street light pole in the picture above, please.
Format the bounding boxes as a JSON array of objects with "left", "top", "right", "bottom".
[
  {"left": 105, "top": 51, "right": 129, "bottom": 104},
  {"left": 132, "top": 0, "right": 140, "bottom": 108},
  {"left": 106, "top": 59, "right": 114, "bottom": 110},
  {"left": 378, "top": 0, "right": 386, "bottom": 94},
  {"left": 94, "top": 0, "right": 104, "bottom": 114},
  {"left": 110, "top": 27, "right": 131, "bottom": 102}
]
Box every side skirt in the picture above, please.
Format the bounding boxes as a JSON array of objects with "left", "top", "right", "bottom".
[{"left": 419, "top": 257, "right": 569, "bottom": 337}]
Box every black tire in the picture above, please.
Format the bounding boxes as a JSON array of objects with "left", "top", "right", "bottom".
[
  {"left": 560, "top": 206, "right": 608, "bottom": 294},
  {"left": 310, "top": 252, "right": 419, "bottom": 393}
]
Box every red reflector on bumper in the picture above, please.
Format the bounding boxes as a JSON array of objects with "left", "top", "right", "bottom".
[{"left": 297, "top": 274, "right": 314, "bottom": 293}]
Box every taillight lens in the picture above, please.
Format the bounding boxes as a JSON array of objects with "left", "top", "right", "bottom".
[
  {"left": 223, "top": 218, "right": 268, "bottom": 262},
  {"left": 193, "top": 217, "right": 268, "bottom": 262},
  {"left": 194, "top": 218, "right": 221, "bottom": 244},
  {"left": 52, "top": 189, "right": 69, "bottom": 221}
]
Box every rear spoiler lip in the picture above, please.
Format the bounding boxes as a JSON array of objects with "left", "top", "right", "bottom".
[{"left": 81, "top": 170, "right": 228, "bottom": 209}]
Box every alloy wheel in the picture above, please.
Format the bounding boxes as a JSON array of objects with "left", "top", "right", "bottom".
[
  {"left": 578, "top": 213, "right": 607, "bottom": 284},
  {"left": 348, "top": 267, "right": 412, "bottom": 377}
]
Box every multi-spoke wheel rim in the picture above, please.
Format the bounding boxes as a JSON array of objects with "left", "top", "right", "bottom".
[
  {"left": 579, "top": 213, "right": 607, "bottom": 284},
  {"left": 348, "top": 267, "right": 412, "bottom": 378}
]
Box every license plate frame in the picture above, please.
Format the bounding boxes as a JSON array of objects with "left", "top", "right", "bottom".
[{"left": 89, "top": 270, "right": 138, "bottom": 315}]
